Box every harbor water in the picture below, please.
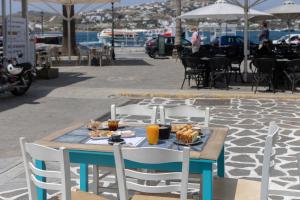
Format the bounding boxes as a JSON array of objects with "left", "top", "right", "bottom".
[{"left": 73, "top": 30, "right": 300, "bottom": 47}]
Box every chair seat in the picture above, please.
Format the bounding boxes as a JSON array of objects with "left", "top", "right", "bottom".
[
  {"left": 210, "top": 177, "right": 261, "bottom": 200},
  {"left": 55, "top": 191, "right": 107, "bottom": 200},
  {"left": 132, "top": 193, "right": 194, "bottom": 200}
]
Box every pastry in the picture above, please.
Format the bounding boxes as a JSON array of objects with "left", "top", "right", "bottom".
[
  {"left": 176, "top": 129, "right": 199, "bottom": 143},
  {"left": 87, "top": 120, "right": 101, "bottom": 130},
  {"left": 89, "top": 130, "right": 112, "bottom": 138}
]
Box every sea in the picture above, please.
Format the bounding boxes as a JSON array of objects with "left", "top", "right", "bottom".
[{"left": 74, "top": 30, "right": 300, "bottom": 47}]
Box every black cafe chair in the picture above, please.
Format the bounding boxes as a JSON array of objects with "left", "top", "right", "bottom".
[
  {"left": 208, "top": 56, "right": 231, "bottom": 89},
  {"left": 225, "top": 46, "right": 245, "bottom": 83},
  {"left": 180, "top": 56, "right": 206, "bottom": 89},
  {"left": 250, "top": 58, "right": 276, "bottom": 93},
  {"left": 284, "top": 59, "right": 300, "bottom": 93}
]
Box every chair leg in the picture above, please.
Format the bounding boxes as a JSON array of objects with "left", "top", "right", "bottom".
[
  {"left": 181, "top": 77, "right": 186, "bottom": 89},
  {"left": 239, "top": 68, "right": 245, "bottom": 83},
  {"left": 255, "top": 78, "right": 260, "bottom": 94},
  {"left": 292, "top": 79, "right": 295, "bottom": 94},
  {"left": 235, "top": 71, "right": 238, "bottom": 82},
  {"left": 228, "top": 72, "right": 232, "bottom": 84},
  {"left": 93, "top": 165, "right": 99, "bottom": 194}
]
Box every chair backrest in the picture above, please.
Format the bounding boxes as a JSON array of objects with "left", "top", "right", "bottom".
[
  {"left": 19, "top": 137, "right": 71, "bottom": 200},
  {"left": 260, "top": 121, "right": 280, "bottom": 200},
  {"left": 113, "top": 144, "right": 190, "bottom": 200},
  {"left": 159, "top": 105, "right": 210, "bottom": 127},
  {"left": 111, "top": 104, "right": 158, "bottom": 124},
  {"left": 252, "top": 58, "right": 276, "bottom": 74},
  {"left": 287, "top": 59, "right": 300, "bottom": 73},
  {"left": 209, "top": 56, "right": 230, "bottom": 72}
]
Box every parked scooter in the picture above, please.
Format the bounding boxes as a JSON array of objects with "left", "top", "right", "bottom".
[{"left": 0, "top": 54, "right": 36, "bottom": 96}]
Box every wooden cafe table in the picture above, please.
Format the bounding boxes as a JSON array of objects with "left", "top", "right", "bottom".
[{"left": 35, "top": 123, "right": 228, "bottom": 200}]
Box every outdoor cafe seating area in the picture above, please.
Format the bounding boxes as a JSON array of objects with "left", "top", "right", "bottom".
[
  {"left": 18, "top": 102, "right": 300, "bottom": 200},
  {"left": 180, "top": 44, "right": 300, "bottom": 93},
  {"left": 35, "top": 44, "right": 113, "bottom": 68}
]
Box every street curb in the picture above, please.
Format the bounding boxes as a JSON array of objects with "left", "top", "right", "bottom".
[{"left": 119, "top": 92, "right": 300, "bottom": 100}]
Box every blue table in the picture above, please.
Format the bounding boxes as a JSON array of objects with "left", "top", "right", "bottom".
[{"left": 36, "top": 124, "right": 228, "bottom": 200}]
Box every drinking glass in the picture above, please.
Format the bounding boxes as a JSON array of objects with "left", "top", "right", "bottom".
[
  {"left": 146, "top": 124, "right": 159, "bottom": 145},
  {"left": 108, "top": 120, "right": 119, "bottom": 131}
]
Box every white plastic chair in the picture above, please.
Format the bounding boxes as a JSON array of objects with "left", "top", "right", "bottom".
[
  {"left": 159, "top": 105, "right": 210, "bottom": 127},
  {"left": 111, "top": 104, "right": 158, "bottom": 124},
  {"left": 113, "top": 144, "right": 190, "bottom": 200},
  {"left": 19, "top": 137, "right": 106, "bottom": 200},
  {"left": 209, "top": 121, "right": 279, "bottom": 200}
]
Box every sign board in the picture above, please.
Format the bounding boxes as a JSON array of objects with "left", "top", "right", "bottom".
[{"left": 4, "top": 17, "right": 28, "bottom": 63}]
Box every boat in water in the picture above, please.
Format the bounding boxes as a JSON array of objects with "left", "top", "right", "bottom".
[{"left": 97, "top": 28, "right": 171, "bottom": 47}]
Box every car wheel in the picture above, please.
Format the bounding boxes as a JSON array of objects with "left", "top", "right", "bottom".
[{"left": 152, "top": 51, "right": 159, "bottom": 59}]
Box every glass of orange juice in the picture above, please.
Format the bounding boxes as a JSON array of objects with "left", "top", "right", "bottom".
[{"left": 146, "top": 124, "right": 159, "bottom": 145}]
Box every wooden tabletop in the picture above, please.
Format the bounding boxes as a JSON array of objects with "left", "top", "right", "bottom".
[{"left": 36, "top": 123, "right": 228, "bottom": 161}]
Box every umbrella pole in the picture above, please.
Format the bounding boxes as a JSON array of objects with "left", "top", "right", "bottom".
[
  {"left": 66, "top": 4, "right": 71, "bottom": 61},
  {"left": 243, "top": 3, "right": 249, "bottom": 82}
]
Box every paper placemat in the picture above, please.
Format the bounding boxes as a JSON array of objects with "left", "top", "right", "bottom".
[{"left": 85, "top": 136, "right": 146, "bottom": 147}]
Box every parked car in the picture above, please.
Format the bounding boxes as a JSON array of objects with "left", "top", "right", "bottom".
[
  {"left": 211, "top": 35, "right": 258, "bottom": 55},
  {"left": 145, "top": 36, "right": 192, "bottom": 58},
  {"left": 273, "top": 34, "right": 300, "bottom": 45}
]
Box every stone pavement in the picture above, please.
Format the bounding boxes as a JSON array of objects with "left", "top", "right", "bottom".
[{"left": 0, "top": 52, "right": 300, "bottom": 199}]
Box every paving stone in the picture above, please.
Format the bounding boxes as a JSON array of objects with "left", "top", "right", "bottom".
[
  {"left": 290, "top": 147, "right": 300, "bottom": 152},
  {"left": 238, "top": 119, "right": 257, "bottom": 124},
  {"left": 210, "top": 119, "right": 238, "bottom": 125},
  {"left": 231, "top": 137, "right": 260, "bottom": 146},
  {"left": 294, "top": 130, "right": 300, "bottom": 137},
  {"left": 235, "top": 130, "right": 259, "bottom": 136},
  {"left": 255, "top": 166, "right": 286, "bottom": 177},
  {"left": 272, "top": 180, "right": 289, "bottom": 187},
  {"left": 269, "top": 195, "right": 284, "bottom": 200},
  {"left": 226, "top": 162, "right": 256, "bottom": 168},
  {"left": 280, "top": 177, "right": 298, "bottom": 182},
  {"left": 227, "top": 147, "right": 260, "bottom": 154},
  {"left": 232, "top": 124, "right": 264, "bottom": 129},
  {"left": 280, "top": 130, "right": 293, "bottom": 136},
  {"left": 279, "top": 162, "right": 298, "bottom": 169},
  {"left": 228, "top": 168, "right": 251, "bottom": 176},
  {"left": 193, "top": 99, "right": 230, "bottom": 106},
  {"left": 278, "top": 136, "right": 295, "bottom": 143},
  {"left": 275, "top": 148, "right": 288, "bottom": 156},
  {"left": 231, "top": 155, "right": 256, "bottom": 163},
  {"left": 288, "top": 140, "right": 300, "bottom": 146},
  {"left": 238, "top": 114, "right": 262, "bottom": 119},
  {"left": 250, "top": 142, "right": 266, "bottom": 147},
  {"left": 288, "top": 184, "right": 300, "bottom": 190},
  {"left": 287, "top": 169, "right": 300, "bottom": 176}
]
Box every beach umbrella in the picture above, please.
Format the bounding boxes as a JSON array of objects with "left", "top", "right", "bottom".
[
  {"left": 23, "top": 0, "right": 119, "bottom": 60},
  {"left": 266, "top": 0, "right": 300, "bottom": 42},
  {"left": 266, "top": 0, "right": 300, "bottom": 20},
  {"left": 180, "top": 0, "right": 271, "bottom": 81},
  {"left": 180, "top": 0, "right": 269, "bottom": 20}
]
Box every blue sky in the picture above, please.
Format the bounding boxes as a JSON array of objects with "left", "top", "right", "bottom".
[{"left": 1, "top": 0, "right": 300, "bottom": 15}]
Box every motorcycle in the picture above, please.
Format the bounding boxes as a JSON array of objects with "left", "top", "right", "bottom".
[{"left": 0, "top": 54, "right": 36, "bottom": 96}]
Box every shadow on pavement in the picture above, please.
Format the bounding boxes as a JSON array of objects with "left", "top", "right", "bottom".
[
  {"left": 113, "top": 59, "right": 152, "bottom": 66},
  {"left": 0, "top": 72, "right": 93, "bottom": 112}
]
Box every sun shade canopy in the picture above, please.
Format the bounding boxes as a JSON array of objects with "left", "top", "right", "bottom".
[
  {"left": 265, "top": 0, "right": 300, "bottom": 20},
  {"left": 179, "top": 0, "right": 271, "bottom": 20}
]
